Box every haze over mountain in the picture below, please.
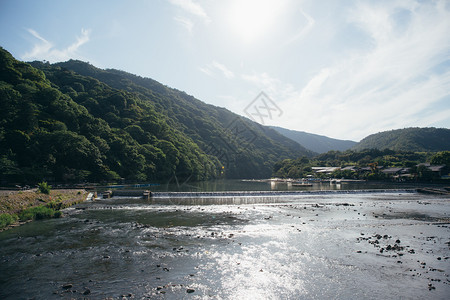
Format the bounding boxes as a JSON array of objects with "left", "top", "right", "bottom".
[
  {"left": 0, "top": 47, "right": 312, "bottom": 183},
  {"left": 352, "top": 127, "right": 450, "bottom": 152},
  {"left": 270, "top": 126, "right": 357, "bottom": 154}
]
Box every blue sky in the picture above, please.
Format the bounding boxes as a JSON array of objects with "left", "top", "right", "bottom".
[{"left": 1, "top": 0, "right": 449, "bottom": 141}]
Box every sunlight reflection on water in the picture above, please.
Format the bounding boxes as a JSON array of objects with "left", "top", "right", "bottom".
[{"left": 0, "top": 192, "right": 449, "bottom": 299}]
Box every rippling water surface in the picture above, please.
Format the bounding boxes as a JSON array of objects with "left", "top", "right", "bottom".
[{"left": 1, "top": 192, "right": 449, "bottom": 299}]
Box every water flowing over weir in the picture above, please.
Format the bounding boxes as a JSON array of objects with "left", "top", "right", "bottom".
[
  {"left": 111, "top": 189, "right": 417, "bottom": 199},
  {"left": 105, "top": 189, "right": 420, "bottom": 205}
]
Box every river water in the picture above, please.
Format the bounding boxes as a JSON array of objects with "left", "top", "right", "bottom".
[
  {"left": 0, "top": 183, "right": 449, "bottom": 299},
  {"left": 145, "top": 178, "right": 434, "bottom": 192}
]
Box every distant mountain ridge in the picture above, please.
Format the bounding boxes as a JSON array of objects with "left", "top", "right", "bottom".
[
  {"left": 352, "top": 127, "right": 450, "bottom": 152},
  {"left": 270, "top": 126, "right": 356, "bottom": 153}
]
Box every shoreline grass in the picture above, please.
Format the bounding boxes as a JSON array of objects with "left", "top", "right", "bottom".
[{"left": 0, "top": 189, "right": 87, "bottom": 231}]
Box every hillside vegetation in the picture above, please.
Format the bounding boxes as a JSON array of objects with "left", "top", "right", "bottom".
[
  {"left": 0, "top": 47, "right": 310, "bottom": 184},
  {"left": 352, "top": 128, "right": 450, "bottom": 152},
  {"left": 34, "top": 59, "right": 312, "bottom": 178},
  {"left": 270, "top": 126, "right": 356, "bottom": 153}
]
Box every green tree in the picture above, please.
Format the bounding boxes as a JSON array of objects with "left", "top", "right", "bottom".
[
  {"left": 38, "top": 181, "right": 51, "bottom": 194},
  {"left": 430, "top": 151, "right": 450, "bottom": 166}
]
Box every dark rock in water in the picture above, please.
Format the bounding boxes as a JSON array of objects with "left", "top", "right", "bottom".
[
  {"left": 83, "top": 289, "right": 91, "bottom": 295},
  {"left": 186, "top": 288, "right": 195, "bottom": 293},
  {"left": 62, "top": 284, "right": 73, "bottom": 289}
]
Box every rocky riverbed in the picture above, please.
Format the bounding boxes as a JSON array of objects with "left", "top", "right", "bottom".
[{"left": 0, "top": 191, "right": 448, "bottom": 299}]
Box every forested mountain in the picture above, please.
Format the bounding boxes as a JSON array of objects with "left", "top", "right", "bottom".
[
  {"left": 0, "top": 48, "right": 220, "bottom": 183},
  {"left": 352, "top": 128, "right": 450, "bottom": 152},
  {"left": 0, "top": 47, "right": 311, "bottom": 183},
  {"left": 270, "top": 126, "right": 356, "bottom": 153},
  {"left": 33, "top": 59, "right": 312, "bottom": 178}
]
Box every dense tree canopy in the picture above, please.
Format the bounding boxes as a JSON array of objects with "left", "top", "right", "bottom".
[
  {"left": 0, "top": 47, "right": 222, "bottom": 183},
  {"left": 352, "top": 128, "right": 450, "bottom": 152},
  {"left": 31, "top": 57, "right": 312, "bottom": 180},
  {"left": 1, "top": 47, "right": 310, "bottom": 184}
]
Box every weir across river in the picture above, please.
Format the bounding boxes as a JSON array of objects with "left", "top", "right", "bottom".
[{"left": 100, "top": 189, "right": 421, "bottom": 199}]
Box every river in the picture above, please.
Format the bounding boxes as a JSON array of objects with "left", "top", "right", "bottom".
[{"left": 0, "top": 182, "right": 449, "bottom": 299}]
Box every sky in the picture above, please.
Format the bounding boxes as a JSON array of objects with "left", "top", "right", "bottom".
[{"left": 0, "top": 0, "right": 449, "bottom": 141}]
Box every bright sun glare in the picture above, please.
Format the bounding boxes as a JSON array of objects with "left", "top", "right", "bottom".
[{"left": 227, "top": 0, "right": 287, "bottom": 43}]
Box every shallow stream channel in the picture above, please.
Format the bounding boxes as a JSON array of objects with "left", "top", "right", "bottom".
[{"left": 1, "top": 191, "right": 449, "bottom": 299}]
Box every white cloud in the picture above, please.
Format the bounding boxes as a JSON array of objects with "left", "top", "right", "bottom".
[
  {"left": 283, "top": 10, "right": 315, "bottom": 46},
  {"left": 200, "top": 61, "right": 235, "bottom": 79},
  {"left": 168, "top": 0, "right": 210, "bottom": 23},
  {"left": 199, "top": 66, "right": 213, "bottom": 77},
  {"left": 211, "top": 61, "right": 234, "bottom": 79},
  {"left": 23, "top": 29, "right": 53, "bottom": 59},
  {"left": 280, "top": 0, "right": 450, "bottom": 141},
  {"left": 67, "top": 28, "right": 91, "bottom": 53},
  {"left": 22, "top": 28, "right": 91, "bottom": 62},
  {"left": 173, "top": 16, "right": 194, "bottom": 33},
  {"left": 241, "top": 72, "right": 298, "bottom": 103}
]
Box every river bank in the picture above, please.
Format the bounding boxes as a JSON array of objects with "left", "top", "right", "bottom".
[{"left": 0, "top": 189, "right": 88, "bottom": 231}]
